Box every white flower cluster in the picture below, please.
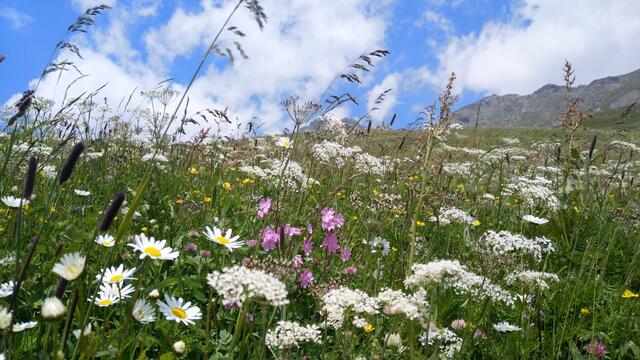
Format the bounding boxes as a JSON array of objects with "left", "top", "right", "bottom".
[
  {"left": 312, "top": 141, "right": 361, "bottom": 168},
  {"left": 429, "top": 207, "right": 477, "bottom": 225},
  {"left": 442, "top": 162, "right": 474, "bottom": 176},
  {"left": 505, "top": 270, "right": 560, "bottom": 290},
  {"left": 502, "top": 137, "right": 520, "bottom": 145},
  {"left": 320, "top": 287, "right": 379, "bottom": 328},
  {"left": 404, "top": 260, "right": 513, "bottom": 306},
  {"left": 377, "top": 288, "right": 430, "bottom": 321},
  {"left": 207, "top": 266, "right": 289, "bottom": 307},
  {"left": 477, "top": 230, "right": 556, "bottom": 261},
  {"left": 419, "top": 327, "right": 463, "bottom": 359},
  {"left": 354, "top": 153, "right": 385, "bottom": 175},
  {"left": 610, "top": 140, "right": 640, "bottom": 152},
  {"left": 440, "top": 144, "right": 485, "bottom": 157},
  {"left": 505, "top": 176, "right": 559, "bottom": 211},
  {"left": 265, "top": 321, "right": 322, "bottom": 350},
  {"left": 536, "top": 166, "right": 562, "bottom": 175},
  {"left": 239, "top": 160, "right": 318, "bottom": 191},
  {"left": 531, "top": 141, "right": 561, "bottom": 151}
]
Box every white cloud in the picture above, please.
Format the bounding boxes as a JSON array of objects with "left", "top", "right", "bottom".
[
  {"left": 414, "top": 10, "right": 453, "bottom": 35},
  {"left": 416, "top": 0, "right": 640, "bottom": 96},
  {"left": 71, "top": 0, "right": 118, "bottom": 11},
  {"left": 0, "top": 6, "right": 34, "bottom": 30},
  {"left": 15, "top": 0, "right": 391, "bottom": 137},
  {"left": 366, "top": 73, "right": 399, "bottom": 123}
]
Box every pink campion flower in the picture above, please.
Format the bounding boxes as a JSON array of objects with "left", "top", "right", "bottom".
[
  {"left": 321, "top": 208, "right": 344, "bottom": 231},
  {"left": 284, "top": 224, "right": 302, "bottom": 237},
  {"left": 246, "top": 239, "right": 258, "bottom": 248},
  {"left": 340, "top": 247, "right": 351, "bottom": 262},
  {"left": 306, "top": 223, "right": 313, "bottom": 235},
  {"left": 293, "top": 255, "right": 303, "bottom": 268},
  {"left": 322, "top": 232, "right": 340, "bottom": 254},
  {"left": 343, "top": 266, "right": 357, "bottom": 275},
  {"left": 257, "top": 198, "right": 272, "bottom": 219},
  {"left": 261, "top": 226, "right": 280, "bottom": 252},
  {"left": 299, "top": 269, "right": 314, "bottom": 288},
  {"left": 302, "top": 238, "right": 313, "bottom": 255},
  {"left": 584, "top": 340, "right": 607, "bottom": 359}
]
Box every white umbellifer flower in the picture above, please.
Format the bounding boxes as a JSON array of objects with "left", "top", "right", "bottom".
[
  {"left": 265, "top": 321, "right": 322, "bottom": 350},
  {"left": 483, "top": 193, "right": 496, "bottom": 200},
  {"left": 132, "top": 299, "right": 156, "bottom": 324},
  {"left": 172, "top": 340, "right": 186, "bottom": 354},
  {"left": 404, "top": 260, "right": 514, "bottom": 306},
  {"left": 73, "top": 324, "right": 92, "bottom": 339},
  {"left": 86, "top": 152, "right": 104, "bottom": 160},
  {"left": 141, "top": 153, "right": 168, "bottom": 162},
  {"left": 148, "top": 289, "right": 160, "bottom": 299},
  {"left": 522, "top": 215, "right": 549, "bottom": 225},
  {"left": 239, "top": 160, "right": 318, "bottom": 192},
  {"left": 157, "top": 294, "right": 202, "bottom": 325},
  {"left": 376, "top": 288, "right": 430, "bottom": 321},
  {"left": 207, "top": 266, "right": 289, "bottom": 307},
  {"left": 506, "top": 270, "right": 560, "bottom": 291},
  {"left": 73, "top": 189, "right": 91, "bottom": 197},
  {"left": 52, "top": 252, "right": 86, "bottom": 281},
  {"left": 276, "top": 137, "right": 292, "bottom": 149},
  {"left": 12, "top": 321, "right": 37, "bottom": 332},
  {"left": 505, "top": 176, "right": 559, "bottom": 211},
  {"left": 312, "top": 140, "right": 361, "bottom": 168},
  {"left": 203, "top": 226, "right": 243, "bottom": 252},
  {"left": 493, "top": 322, "right": 521, "bottom": 332},
  {"left": 127, "top": 233, "right": 179, "bottom": 261},
  {"left": 0, "top": 306, "right": 12, "bottom": 329},
  {"left": 41, "top": 297, "right": 66, "bottom": 320},
  {"left": 94, "top": 234, "right": 116, "bottom": 248},
  {"left": 321, "top": 287, "right": 379, "bottom": 329},
  {"left": 419, "top": 327, "right": 462, "bottom": 359},
  {"left": 477, "top": 230, "right": 555, "bottom": 261},
  {"left": 442, "top": 162, "right": 475, "bottom": 176},
  {"left": 502, "top": 137, "right": 520, "bottom": 145},
  {"left": 97, "top": 264, "right": 136, "bottom": 284},
  {"left": 0, "top": 281, "right": 14, "bottom": 298},
  {"left": 429, "top": 207, "right": 477, "bottom": 225},
  {"left": 41, "top": 165, "right": 57, "bottom": 179},
  {"left": 0, "top": 256, "right": 15, "bottom": 267},
  {"left": 354, "top": 152, "right": 385, "bottom": 175},
  {"left": 370, "top": 237, "right": 391, "bottom": 256},
  {"left": 1, "top": 196, "right": 29, "bottom": 208},
  {"left": 610, "top": 140, "right": 640, "bottom": 152}
]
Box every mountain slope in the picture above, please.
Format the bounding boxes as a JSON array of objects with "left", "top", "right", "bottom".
[{"left": 454, "top": 68, "right": 640, "bottom": 128}]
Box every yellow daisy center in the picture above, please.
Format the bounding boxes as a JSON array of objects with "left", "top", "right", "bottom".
[
  {"left": 282, "top": 141, "right": 289, "bottom": 148},
  {"left": 66, "top": 264, "right": 79, "bottom": 276},
  {"left": 215, "top": 235, "right": 229, "bottom": 245},
  {"left": 99, "top": 299, "right": 113, "bottom": 306},
  {"left": 110, "top": 274, "right": 124, "bottom": 283},
  {"left": 171, "top": 307, "right": 187, "bottom": 319},
  {"left": 102, "top": 241, "right": 113, "bottom": 247},
  {"left": 144, "top": 246, "right": 162, "bottom": 257}
]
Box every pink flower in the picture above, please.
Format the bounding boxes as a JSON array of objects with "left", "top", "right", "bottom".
[
  {"left": 302, "top": 238, "right": 313, "bottom": 255},
  {"left": 473, "top": 330, "right": 486, "bottom": 339},
  {"left": 343, "top": 266, "right": 357, "bottom": 275},
  {"left": 321, "top": 208, "right": 344, "bottom": 231},
  {"left": 322, "top": 232, "right": 340, "bottom": 254},
  {"left": 246, "top": 239, "right": 258, "bottom": 248},
  {"left": 184, "top": 242, "right": 198, "bottom": 252},
  {"left": 451, "top": 319, "right": 467, "bottom": 330},
  {"left": 257, "top": 198, "right": 272, "bottom": 219},
  {"left": 261, "top": 226, "right": 280, "bottom": 252},
  {"left": 299, "top": 269, "right": 314, "bottom": 288},
  {"left": 293, "top": 255, "right": 303, "bottom": 268},
  {"left": 284, "top": 224, "right": 302, "bottom": 237},
  {"left": 584, "top": 340, "right": 606, "bottom": 359},
  {"left": 199, "top": 249, "right": 211, "bottom": 257},
  {"left": 340, "top": 247, "right": 351, "bottom": 262},
  {"left": 307, "top": 223, "right": 313, "bottom": 235}
]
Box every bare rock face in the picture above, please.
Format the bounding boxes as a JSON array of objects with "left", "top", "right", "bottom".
[{"left": 454, "top": 68, "right": 640, "bottom": 127}]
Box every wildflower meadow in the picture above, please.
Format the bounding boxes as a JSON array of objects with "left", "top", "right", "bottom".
[{"left": 1, "top": 1, "right": 640, "bottom": 359}]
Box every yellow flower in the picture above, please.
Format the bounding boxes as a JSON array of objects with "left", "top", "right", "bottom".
[
  {"left": 580, "top": 308, "right": 590, "bottom": 316},
  {"left": 22, "top": 204, "right": 29, "bottom": 211},
  {"left": 416, "top": 220, "right": 426, "bottom": 227},
  {"left": 336, "top": 191, "right": 342, "bottom": 197},
  {"left": 352, "top": 215, "right": 358, "bottom": 220},
  {"left": 222, "top": 182, "right": 232, "bottom": 191},
  {"left": 175, "top": 199, "right": 184, "bottom": 205},
  {"left": 49, "top": 206, "right": 56, "bottom": 213},
  {"left": 363, "top": 324, "right": 374, "bottom": 333},
  {"left": 622, "top": 289, "right": 639, "bottom": 298},
  {"left": 203, "top": 196, "right": 212, "bottom": 204},
  {"left": 189, "top": 167, "right": 199, "bottom": 175},
  {"left": 472, "top": 220, "right": 481, "bottom": 227},
  {"left": 241, "top": 178, "right": 252, "bottom": 185},
  {"left": 141, "top": 226, "right": 148, "bottom": 233}
]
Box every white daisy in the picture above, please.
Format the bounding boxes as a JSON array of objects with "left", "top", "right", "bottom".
[
  {"left": 99, "top": 283, "right": 135, "bottom": 300},
  {"left": 52, "top": 252, "right": 86, "bottom": 281},
  {"left": 0, "top": 281, "right": 14, "bottom": 298},
  {"left": 493, "top": 321, "right": 521, "bottom": 332},
  {"left": 1, "top": 196, "right": 29, "bottom": 208},
  {"left": 74, "top": 189, "right": 91, "bottom": 197},
  {"left": 0, "top": 306, "right": 11, "bottom": 329},
  {"left": 93, "top": 291, "right": 120, "bottom": 307},
  {"left": 370, "top": 236, "right": 391, "bottom": 256},
  {"left": 97, "top": 264, "right": 136, "bottom": 284},
  {"left": 127, "top": 233, "right": 179, "bottom": 261},
  {"left": 157, "top": 294, "right": 202, "bottom": 325},
  {"left": 95, "top": 234, "right": 116, "bottom": 248},
  {"left": 12, "top": 321, "right": 37, "bottom": 332},
  {"left": 276, "top": 137, "right": 292, "bottom": 149},
  {"left": 41, "top": 296, "right": 66, "bottom": 320},
  {"left": 132, "top": 299, "right": 156, "bottom": 324},
  {"left": 73, "top": 324, "right": 93, "bottom": 339},
  {"left": 203, "top": 226, "right": 243, "bottom": 252},
  {"left": 522, "top": 214, "right": 549, "bottom": 225}
]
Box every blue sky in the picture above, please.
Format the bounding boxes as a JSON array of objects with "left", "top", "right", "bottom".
[{"left": 1, "top": 0, "right": 639, "bottom": 136}]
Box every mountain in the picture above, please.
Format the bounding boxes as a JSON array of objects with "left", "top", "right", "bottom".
[
  {"left": 454, "top": 68, "right": 640, "bottom": 128},
  {"left": 302, "top": 117, "right": 365, "bottom": 131}
]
